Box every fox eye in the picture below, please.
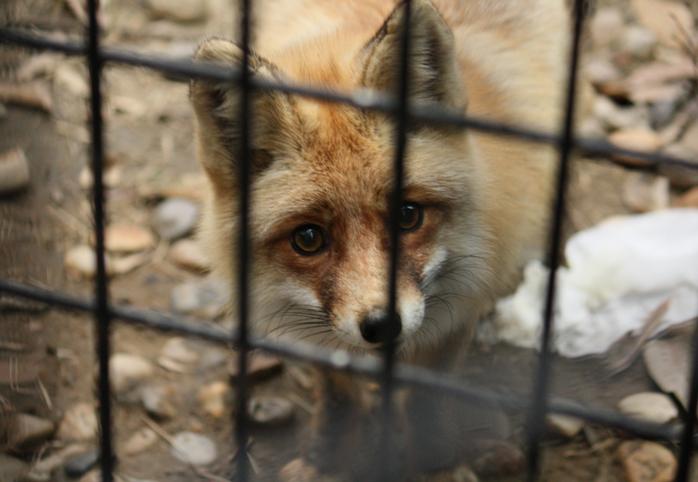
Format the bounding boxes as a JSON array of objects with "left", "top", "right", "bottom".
[
  {"left": 399, "top": 202, "right": 423, "bottom": 232},
  {"left": 291, "top": 225, "right": 326, "bottom": 255}
]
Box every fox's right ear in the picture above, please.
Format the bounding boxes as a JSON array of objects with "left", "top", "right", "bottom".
[{"left": 190, "top": 38, "right": 301, "bottom": 188}]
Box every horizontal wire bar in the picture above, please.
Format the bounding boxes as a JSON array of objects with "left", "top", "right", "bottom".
[
  {"left": 0, "top": 278, "right": 682, "bottom": 441},
  {"left": 1, "top": 28, "right": 697, "bottom": 173}
]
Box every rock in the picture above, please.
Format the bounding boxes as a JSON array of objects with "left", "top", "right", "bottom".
[
  {"left": 609, "top": 128, "right": 663, "bottom": 165},
  {"left": 140, "top": 383, "right": 177, "bottom": 420},
  {"left": 170, "top": 278, "right": 228, "bottom": 319},
  {"left": 658, "top": 144, "right": 698, "bottom": 189},
  {"left": 0, "top": 454, "right": 29, "bottom": 482},
  {"left": 27, "top": 444, "right": 87, "bottom": 479},
  {"left": 170, "top": 432, "right": 217, "bottom": 466},
  {"left": 146, "top": 0, "right": 208, "bottom": 23},
  {"left": 590, "top": 7, "right": 624, "bottom": 48},
  {"left": 104, "top": 224, "right": 155, "bottom": 253},
  {"left": 0, "top": 148, "right": 30, "bottom": 195},
  {"left": 152, "top": 198, "right": 199, "bottom": 241},
  {"left": 160, "top": 337, "right": 199, "bottom": 365},
  {"left": 54, "top": 64, "right": 88, "bottom": 98},
  {"left": 618, "top": 441, "right": 676, "bottom": 482},
  {"left": 169, "top": 239, "right": 209, "bottom": 272},
  {"left": 585, "top": 57, "right": 622, "bottom": 87},
  {"left": 593, "top": 97, "right": 648, "bottom": 131},
  {"left": 229, "top": 352, "right": 283, "bottom": 382},
  {"left": 248, "top": 396, "right": 295, "bottom": 426},
  {"left": 621, "top": 25, "right": 657, "bottom": 60},
  {"left": 64, "top": 449, "right": 100, "bottom": 478},
  {"left": 649, "top": 100, "right": 680, "bottom": 130},
  {"left": 122, "top": 428, "right": 158, "bottom": 455},
  {"left": 622, "top": 173, "right": 669, "bottom": 213},
  {"left": 197, "top": 381, "right": 230, "bottom": 418},
  {"left": 644, "top": 337, "right": 691, "bottom": 408},
  {"left": 546, "top": 414, "right": 584, "bottom": 438},
  {"left": 618, "top": 392, "right": 678, "bottom": 424},
  {"left": 108, "top": 252, "right": 149, "bottom": 276},
  {"left": 12, "top": 414, "right": 54, "bottom": 449},
  {"left": 57, "top": 403, "right": 98, "bottom": 441},
  {"left": 674, "top": 187, "right": 698, "bottom": 208},
  {"left": 110, "top": 353, "right": 155, "bottom": 394},
  {"left": 65, "top": 245, "right": 97, "bottom": 278},
  {"left": 578, "top": 117, "right": 606, "bottom": 138}
]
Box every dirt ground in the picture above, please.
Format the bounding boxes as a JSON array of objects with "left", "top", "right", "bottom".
[{"left": 2, "top": 0, "right": 698, "bottom": 481}]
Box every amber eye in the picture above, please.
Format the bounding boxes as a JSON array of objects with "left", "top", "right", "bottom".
[
  {"left": 399, "top": 202, "right": 423, "bottom": 232},
  {"left": 291, "top": 225, "right": 326, "bottom": 255}
]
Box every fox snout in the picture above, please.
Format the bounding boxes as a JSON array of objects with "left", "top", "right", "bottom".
[{"left": 358, "top": 311, "right": 402, "bottom": 344}]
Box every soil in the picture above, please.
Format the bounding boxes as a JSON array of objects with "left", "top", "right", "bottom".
[{"left": 1, "top": 0, "right": 697, "bottom": 481}]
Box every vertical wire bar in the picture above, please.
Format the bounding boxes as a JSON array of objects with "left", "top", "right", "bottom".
[
  {"left": 86, "top": 0, "right": 114, "bottom": 480},
  {"left": 525, "top": 1, "right": 585, "bottom": 480},
  {"left": 381, "top": 0, "right": 413, "bottom": 479},
  {"left": 233, "top": 0, "right": 253, "bottom": 480},
  {"left": 674, "top": 321, "right": 698, "bottom": 481}
]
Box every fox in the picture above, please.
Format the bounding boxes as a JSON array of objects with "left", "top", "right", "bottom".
[{"left": 190, "top": 0, "right": 569, "bottom": 479}]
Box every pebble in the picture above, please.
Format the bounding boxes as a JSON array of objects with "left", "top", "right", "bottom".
[
  {"left": 622, "top": 173, "right": 669, "bottom": 213},
  {"left": 79, "top": 165, "right": 122, "bottom": 190},
  {"left": 578, "top": 117, "right": 606, "bottom": 138},
  {"left": 108, "top": 252, "right": 149, "bottom": 276},
  {"left": 0, "top": 454, "right": 29, "bottom": 482},
  {"left": 57, "top": 403, "right": 98, "bottom": 441},
  {"left": 229, "top": 352, "right": 283, "bottom": 382},
  {"left": 27, "top": 444, "right": 87, "bottom": 479},
  {"left": 152, "top": 198, "right": 199, "bottom": 241},
  {"left": 140, "top": 383, "right": 177, "bottom": 420},
  {"left": 585, "top": 57, "right": 622, "bottom": 86},
  {"left": 590, "top": 7, "right": 625, "bottom": 48},
  {"left": 146, "top": 0, "right": 208, "bottom": 23},
  {"left": 170, "top": 432, "right": 217, "bottom": 466},
  {"left": 54, "top": 64, "right": 88, "bottom": 98},
  {"left": 674, "top": 187, "right": 698, "bottom": 208},
  {"left": 64, "top": 449, "right": 100, "bottom": 478},
  {"left": 197, "top": 381, "right": 230, "bottom": 418},
  {"left": 105, "top": 224, "right": 156, "bottom": 253},
  {"left": 122, "top": 428, "right": 158, "bottom": 455},
  {"left": 546, "top": 414, "right": 584, "bottom": 438},
  {"left": 65, "top": 245, "right": 97, "bottom": 278},
  {"left": 0, "top": 148, "right": 30, "bottom": 195},
  {"left": 110, "top": 353, "right": 155, "bottom": 394},
  {"left": 248, "top": 396, "right": 295, "bottom": 426},
  {"left": 12, "top": 413, "right": 54, "bottom": 449},
  {"left": 618, "top": 392, "right": 678, "bottom": 424},
  {"left": 160, "top": 337, "right": 199, "bottom": 365},
  {"left": 618, "top": 441, "right": 676, "bottom": 482},
  {"left": 621, "top": 25, "right": 657, "bottom": 59},
  {"left": 644, "top": 337, "right": 690, "bottom": 408},
  {"left": 593, "top": 97, "right": 647, "bottom": 131},
  {"left": 170, "top": 278, "right": 228, "bottom": 319},
  {"left": 609, "top": 128, "right": 663, "bottom": 165},
  {"left": 169, "top": 239, "right": 209, "bottom": 272}
]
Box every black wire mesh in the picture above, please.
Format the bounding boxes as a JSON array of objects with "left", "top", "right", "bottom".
[{"left": 1, "top": 1, "right": 698, "bottom": 481}]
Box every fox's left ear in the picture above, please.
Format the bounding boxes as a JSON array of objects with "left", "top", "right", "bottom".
[{"left": 360, "top": 0, "right": 465, "bottom": 110}]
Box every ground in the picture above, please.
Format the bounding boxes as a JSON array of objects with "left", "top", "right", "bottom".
[{"left": 1, "top": 0, "right": 698, "bottom": 481}]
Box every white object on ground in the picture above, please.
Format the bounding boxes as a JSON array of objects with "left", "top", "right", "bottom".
[{"left": 493, "top": 209, "right": 698, "bottom": 357}]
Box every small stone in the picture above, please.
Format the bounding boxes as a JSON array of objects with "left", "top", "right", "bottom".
[
  {"left": 123, "top": 428, "right": 158, "bottom": 455},
  {"left": 64, "top": 449, "right": 100, "bottom": 478},
  {"left": 622, "top": 173, "right": 670, "bottom": 213},
  {"left": 79, "top": 165, "right": 122, "bottom": 190},
  {"left": 585, "top": 57, "right": 622, "bottom": 86},
  {"left": 0, "top": 454, "right": 29, "bottom": 482},
  {"left": 658, "top": 144, "right": 698, "bottom": 189},
  {"left": 160, "top": 337, "right": 199, "bottom": 365},
  {"left": 108, "top": 252, "right": 149, "bottom": 276},
  {"left": 110, "top": 353, "right": 155, "bottom": 394},
  {"left": 578, "top": 117, "right": 606, "bottom": 138},
  {"left": 12, "top": 413, "right": 55, "bottom": 449},
  {"left": 248, "top": 396, "right": 295, "bottom": 426},
  {"left": 146, "top": 0, "right": 208, "bottom": 23},
  {"left": 609, "top": 128, "right": 663, "bottom": 165},
  {"left": 621, "top": 25, "right": 657, "bottom": 59},
  {"left": 105, "top": 224, "right": 155, "bottom": 253},
  {"left": 546, "top": 414, "right": 584, "bottom": 438},
  {"left": 590, "top": 7, "right": 625, "bottom": 48},
  {"left": 674, "top": 187, "right": 698, "bottom": 208},
  {"left": 65, "top": 245, "right": 97, "bottom": 278},
  {"left": 229, "top": 352, "right": 283, "bottom": 382},
  {"left": 169, "top": 239, "right": 209, "bottom": 272},
  {"left": 170, "top": 278, "right": 228, "bottom": 319},
  {"left": 140, "top": 383, "right": 177, "bottom": 420},
  {"left": 28, "top": 444, "right": 88, "bottom": 479},
  {"left": 618, "top": 392, "right": 678, "bottom": 424},
  {"left": 197, "top": 381, "right": 230, "bottom": 418},
  {"left": 593, "top": 97, "right": 648, "bottom": 131},
  {"left": 57, "top": 403, "right": 98, "bottom": 441},
  {"left": 650, "top": 100, "right": 680, "bottom": 130},
  {"left": 170, "top": 432, "right": 217, "bottom": 466},
  {"left": 0, "top": 148, "right": 30, "bottom": 195},
  {"left": 152, "top": 198, "right": 200, "bottom": 241},
  {"left": 618, "top": 441, "right": 676, "bottom": 482},
  {"left": 54, "top": 64, "right": 88, "bottom": 98}
]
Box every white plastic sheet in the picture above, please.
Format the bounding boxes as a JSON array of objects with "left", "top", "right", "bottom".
[{"left": 493, "top": 209, "right": 698, "bottom": 357}]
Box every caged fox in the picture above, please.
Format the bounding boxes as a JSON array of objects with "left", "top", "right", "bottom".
[{"left": 190, "top": 0, "right": 569, "bottom": 479}]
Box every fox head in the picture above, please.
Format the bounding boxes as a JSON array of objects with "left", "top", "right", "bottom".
[{"left": 190, "top": 0, "right": 498, "bottom": 354}]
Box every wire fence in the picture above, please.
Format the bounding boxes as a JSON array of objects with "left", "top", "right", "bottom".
[{"left": 1, "top": 0, "right": 698, "bottom": 480}]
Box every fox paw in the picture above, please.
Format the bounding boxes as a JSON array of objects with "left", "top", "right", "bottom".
[{"left": 279, "top": 458, "right": 344, "bottom": 482}]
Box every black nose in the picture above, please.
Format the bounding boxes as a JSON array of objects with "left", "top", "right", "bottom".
[{"left": 359, "top": 313, "right": 402, "bottom": 344}]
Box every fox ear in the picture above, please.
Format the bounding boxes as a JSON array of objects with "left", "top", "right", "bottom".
[
  {"left": 190, "top": 38, "right": 301, "bottom": 187},
  {"left": 360, "top": 0, "right": 465, "bottom": 110}
]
